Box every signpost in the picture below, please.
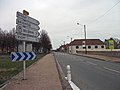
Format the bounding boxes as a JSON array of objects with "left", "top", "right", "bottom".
[
  {"left": 15, "top": 33, "right": 39, "bottom": 42},
  {"left": 11, "top": 10, "right": 40, "bottom": 80},
  {"left": 16, "top": 11, "right": 39, "bottom": 25},
  {"left": 16, "top": 25, "right": 39, "bottom": 37},
  {"left": 109, "top": 39, "right": 114, "bottom": 51},
  {"left": 16, "top": 18, "right": 40, "bottom": 30},
  {"left": 16, "top": 10, "right": 40, "bottom": 42}
]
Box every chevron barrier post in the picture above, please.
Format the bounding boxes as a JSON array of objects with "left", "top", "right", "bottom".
[
  {"left": 11, "top": 51, "right": 37, "bottom": 80},
  {"left": 11, "top": 52, "right": 36, "bottom": 62}
]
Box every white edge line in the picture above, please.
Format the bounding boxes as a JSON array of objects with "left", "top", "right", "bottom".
[
  {"left": 104, "top": 67, "right": 120, "bottom": 74},
  {"left": 69, "top": 81, "right": 81, "bottom": 90},
  {"left": 65, "top": 77, "right": 81, "bottom": 90}
]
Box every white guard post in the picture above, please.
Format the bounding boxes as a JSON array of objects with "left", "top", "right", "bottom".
[{"left": 67, "top": 65, "right": 71, "bottom": 82}]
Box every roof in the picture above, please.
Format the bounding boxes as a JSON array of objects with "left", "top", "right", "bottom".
[
  {"left": 70, "top": 39, "right": 105, "bottom": 45},
  {"left": 59, "top": 44, "right": 70, "bottom": 49}
]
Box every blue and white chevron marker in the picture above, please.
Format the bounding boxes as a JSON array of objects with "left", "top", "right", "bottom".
[{"left": 11, "top": 52, "right": 36, "bottom": 62}]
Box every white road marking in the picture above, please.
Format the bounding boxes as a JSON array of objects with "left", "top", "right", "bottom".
[
  {"left": 86, "top": 61, "right": 97, "bottom": 66},
  {"left": 104, "top": 67, "right": 120, "bottom": 74},
  {"left": 69, "top": 81, "right": 81, "bottom": 90},
  {"left": 65, "top": 77, "right": 81, "bottom": 90}
]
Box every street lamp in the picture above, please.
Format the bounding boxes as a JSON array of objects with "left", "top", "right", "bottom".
[
  {"left": 77, "top": 23, "right": 87, "bottom": 54},
  {"left": 67, "top": 36, "right": 73, "bottom": 53}
]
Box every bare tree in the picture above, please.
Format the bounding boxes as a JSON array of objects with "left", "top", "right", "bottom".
[
  {"left": 39, "top": 29, "right": 52, "bottom": 53},
  {"left": 0, "top": 28, "right": 17, "bottom": 53}
]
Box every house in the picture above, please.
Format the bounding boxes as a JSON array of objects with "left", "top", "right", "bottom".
[
  {"left": 69, "top": 39, "right": 106, "bottom": 53},
  {"left": 104, "top": 38, "right": 120, "bottom": 49},
  {"left": 59, "top": 44, "right": 70, "bottom": 52}
]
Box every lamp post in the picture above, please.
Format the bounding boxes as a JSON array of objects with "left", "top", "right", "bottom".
[
  {"left": 77, "top": 23, "right": 87, "bottom": 54},
  {"left": 67, "top": 36, "right": 73, "bottom": 53}
]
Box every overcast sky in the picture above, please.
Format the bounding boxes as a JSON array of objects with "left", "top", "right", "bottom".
[{"left": 0, "top": 0, "right": 120, "bottom": 49}]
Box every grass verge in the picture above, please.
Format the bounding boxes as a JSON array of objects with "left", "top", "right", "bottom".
[{"left": 0, "top": 53, "right": 45, "bottom": 85}]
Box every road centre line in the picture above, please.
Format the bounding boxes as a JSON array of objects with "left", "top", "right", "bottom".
[
  {"left": 103, "top": 67, "right": 120, "bottom": 74},
  {"left": 86, "top": 61, "right": 97, "bottom": 66}
]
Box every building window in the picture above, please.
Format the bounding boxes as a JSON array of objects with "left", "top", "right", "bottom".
[
  {"left": 83, "top": 47, "right": 86, "bottom": 49},
  {"left": 76, "top": 46, "right": 79, "bottom": 49},
  {"left": 101, "top": 46, "right": 104, "bottom": 48},
  {"left": 88, "top": 46, "right": 91, "bottom": 49},
  {"left": 95, "top": 46, "right": 98, "bottom": 48}
]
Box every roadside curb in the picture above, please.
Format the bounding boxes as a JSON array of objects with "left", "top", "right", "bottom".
[
  {"left": 72, "top": 53, "right": 120, "bottom": 63},
  {"left": 53, "top": 53, "right": 73, "bottom": 90}
]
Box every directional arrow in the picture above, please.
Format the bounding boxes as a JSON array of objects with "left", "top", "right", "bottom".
[
  {"left": 29, "top": 52, "right": 34, "bottom": 60},
  {"left": 16, "top": 53, "right": 22, "bottom": 61},
  {"left": 23, "top": 52, "right": 28, "bottom": 60},
  {"left": 11, "top": 52, "right": 36, "bottom": 62}
]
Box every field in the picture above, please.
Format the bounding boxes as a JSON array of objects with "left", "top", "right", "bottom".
[{"left": 0, "top": 53, "right": 45, "bottom": 85}]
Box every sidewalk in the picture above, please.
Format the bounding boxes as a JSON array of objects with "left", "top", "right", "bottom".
[
  {"left": 2, "top": 53, "right": 62, "bottom": 90},
  {"left": 77, "top": 53, "right": 120, "bottom": 63}
]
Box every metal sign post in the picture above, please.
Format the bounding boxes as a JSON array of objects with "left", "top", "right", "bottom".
[
  {"left": 23, "top": 10, "right": 28, "bottom": 80},
  {"left": 23, "top": 41, "right": 26, "bottom": 80}
]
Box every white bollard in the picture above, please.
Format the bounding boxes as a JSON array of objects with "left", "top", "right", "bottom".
[{"left": 67, "top": 65, "right": 71, "bottom": 82}]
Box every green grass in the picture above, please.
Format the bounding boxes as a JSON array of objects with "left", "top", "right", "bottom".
[{"left": 0, "top": 53, "right": 45, "bottom": 85}]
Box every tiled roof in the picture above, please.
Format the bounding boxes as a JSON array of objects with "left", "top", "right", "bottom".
[
  {"left": 59, "top": 44, "right": 70, "bottom": 49},
  {"left": 70, "top": 39, "right": 105, "bottom": 45}
]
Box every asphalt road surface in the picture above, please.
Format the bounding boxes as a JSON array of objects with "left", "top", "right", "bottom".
[{"left": 54, "top": 52, "right": 120, "bottom": 90}]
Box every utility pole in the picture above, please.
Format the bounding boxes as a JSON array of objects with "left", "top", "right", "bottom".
[
  {"left": 77, "top": 23, "right": 87, "bottom": 54},
  {"left": 83, "top": 25, "right": 87, "bottom": 54}
]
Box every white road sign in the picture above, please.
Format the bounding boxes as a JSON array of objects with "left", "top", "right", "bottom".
[
  {"left": 16, "top": 11, "right": 40, "bottom": 42},
  {"left": 16, "top": 25, "right": 39, "bottom": 37},
  {"left": 16, "top": 11, "right": 39, "bottom": 25},
  {"left": 15, "top": 33, "right": 39, "bottom": 42},
  {"left": 16, "top": 18, "right": 40, "bottom": 30}
]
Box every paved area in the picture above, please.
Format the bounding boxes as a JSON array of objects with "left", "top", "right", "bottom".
[
  {"left": 77, "top": 53, "right": 120, "bottom": 63},
  {"left": 2, "top": 53, "right": 62, "bottom": 90}
]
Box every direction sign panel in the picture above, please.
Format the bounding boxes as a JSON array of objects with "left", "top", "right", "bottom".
[
  {"left": 16, "top": 11, "right": 40, "bottom": 42},
  {"left": 15, "top": 33, "right": 39, "bottom": 42},
  {"left": 16, "top": 18, "right": 40, "bottom": 30},
  {"left": 16, "top": 25, "right": 39, "bottom": 36},
  {"left": 11, "top": 52, "right": 36, "bottom": 62},
  {"left": 16, "top": 11, "right": 39, "bottom": 25}
]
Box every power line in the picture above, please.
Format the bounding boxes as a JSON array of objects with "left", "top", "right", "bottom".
[{"left": 87, "top": 0, "right": 120, "bottom": 25}]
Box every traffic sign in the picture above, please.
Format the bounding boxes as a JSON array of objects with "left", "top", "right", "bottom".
[
  {"left": 16, "top": 25, "right": 39, "bottom": 36},
  {"left": 16, "top": 11, "right": 40, "bottom": 42},
  {"left": 16, "top": 11, "right": 39, "bottom": 25},
  {"left": 16, "top": 18, "right": 40, "bottom": 30},
  {"left": 11, "top": 52, "right": 36, "bottom": 61},
  {"left": 15, "top": 33, "right": 39, "bottom": 42}
]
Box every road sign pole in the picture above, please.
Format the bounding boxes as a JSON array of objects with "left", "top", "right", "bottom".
[
  {"left": 23, "top": 10, "right": 28, "bottom": 80},
  {"left": 15, "top": 10, "right": 39, "bottom": 79},
  {"left": 23, "top": 41, "right": 26, "bottom": 80}
]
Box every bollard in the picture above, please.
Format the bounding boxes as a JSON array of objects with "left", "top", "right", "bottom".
[{"left": 67, "top": 65, "right": 71, "bottom": 82}]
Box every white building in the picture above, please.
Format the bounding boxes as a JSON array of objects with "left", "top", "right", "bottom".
[{"left": 69, "top": 39, "right": 106, "bottom": 54}]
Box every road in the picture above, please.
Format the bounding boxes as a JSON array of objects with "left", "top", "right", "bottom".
[{"left": 54, "top": 52, "right": 120, "bottom": 90}]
